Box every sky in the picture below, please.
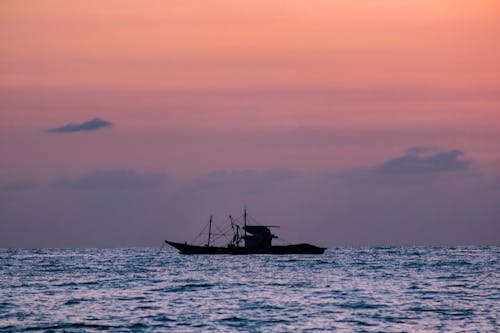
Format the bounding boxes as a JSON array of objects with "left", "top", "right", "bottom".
[{"left": 1, "top": 0, "right": 499, "bottom": 247}]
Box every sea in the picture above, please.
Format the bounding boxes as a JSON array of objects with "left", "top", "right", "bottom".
[{"left": 0, "top": 247, "right": 498, "bottom": 332}]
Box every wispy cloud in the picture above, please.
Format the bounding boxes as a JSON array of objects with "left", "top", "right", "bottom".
[{"left": 47, "top": 117, "right": 113, "bottom": 133}]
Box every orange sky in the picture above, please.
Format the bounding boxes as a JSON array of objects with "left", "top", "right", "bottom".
[{"left": 1, "top": 0, "right": 499, "bottom": 90}]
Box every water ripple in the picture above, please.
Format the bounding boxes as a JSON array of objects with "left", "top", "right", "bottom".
[{"left": 0, "top": 247, "right": 498, "bottom": 332}]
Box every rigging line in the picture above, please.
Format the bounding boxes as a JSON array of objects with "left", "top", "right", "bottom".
[
  {"left": 157, "top": 241, "right": 166, "bottom": 255},
  {"left": 190, "top": 220, "right": 210, "bottom": 244},
  {"left": 201, "top": 218, "right": 234, "bottom": 246},
  {"left": 211, "top": 234, "right": 227, "bottom": 244},
  {"left": 231, "top": 215, "right": 246, "bottom": 228},
  {"left": 192, "top": 216, "right": 237, "bottom": 246},
  {"left": 248, "top": 213, "right": 272, "bottom": 226},
  {"left": 218, "top": 228, "right": 232, "bottom": 238},
  {"left": 248, "top": 215, "right": 262, "bottom": 225},
  {"left": 210, "top": 227, "right": 232, "bottom": 244},
  {"left": 213, "top": 218, "right": 241, "bottom": 244},
  {"left": 248, "top": 213, "right": 280, "bottom": 229},
  {"left": 213, "top": 223, "right": 231, "bottom": 242}
]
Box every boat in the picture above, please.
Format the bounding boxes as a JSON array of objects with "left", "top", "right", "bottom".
[{"left": 165, "top": 209, "right": 326, "bottom": 255}]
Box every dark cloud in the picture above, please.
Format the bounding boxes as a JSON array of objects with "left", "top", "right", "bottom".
[
  {"left": 47, "top": 117, "right": 113, "bottom": 133},
  {"left": 1, "top": 149, "right": 498, "bottom": 247},
  {"left": 373, "top": 147, "right": 472, "bottom": 175},
  {"left": 54, "top": 170, "right": 167, "bottom": 190}
]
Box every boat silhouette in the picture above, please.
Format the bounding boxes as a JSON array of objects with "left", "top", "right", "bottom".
[{"left": 165, "top": 209, "right": 326, "bottom": 255}]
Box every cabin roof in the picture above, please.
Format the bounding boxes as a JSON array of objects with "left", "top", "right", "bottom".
[{"left": 243, "top": 225, "right": 279, "bottom": 235}]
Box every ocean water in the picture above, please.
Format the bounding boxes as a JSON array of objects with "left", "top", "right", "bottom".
[{"left": 0, "top": 247, "right": 498, "bottom": 332}]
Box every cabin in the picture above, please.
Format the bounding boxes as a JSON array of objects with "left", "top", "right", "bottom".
[{"left": 243, "top": 225, "right": 277, "bottom": 249}]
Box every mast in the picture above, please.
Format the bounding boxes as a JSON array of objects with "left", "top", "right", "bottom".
[
  {"left": 207, "top": 215, "right": 212, "bottom": 247},
  {"left": 235, "top": 225, "right": 240, "bottom": 246},
  {"left": 244, "top": 208, "right": 247, "bottom": 242},
  {"left": 229, "top": 215, "right": 235, "bottom": 246}
]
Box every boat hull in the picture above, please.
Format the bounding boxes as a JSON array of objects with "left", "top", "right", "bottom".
[{"left": 166, "top": 241, "right": 326, "bottom": 255}]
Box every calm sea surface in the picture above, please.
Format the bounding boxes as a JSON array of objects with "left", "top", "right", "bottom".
[{"left": 0, "top": 247, "right": 498, "bottom": 332}]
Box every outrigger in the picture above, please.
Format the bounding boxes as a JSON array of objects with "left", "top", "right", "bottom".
[{"left": 165, "top": 209, "right": 326, "bottom": 255}]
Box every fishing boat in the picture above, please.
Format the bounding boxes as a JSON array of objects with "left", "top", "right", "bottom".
[{"left": 165, "top": 209, "right": 326, "bottom": 255}]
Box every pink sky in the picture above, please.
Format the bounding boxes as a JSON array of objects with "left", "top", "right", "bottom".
[
  {"left": 0, "top": 1, "right": 499, "bottom": 246},
  {"left": 1, "top": 0, "right": 499, "bottom": 178}
]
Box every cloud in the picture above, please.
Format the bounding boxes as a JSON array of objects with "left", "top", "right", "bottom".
[
  {"left": 47, "top": 117, "right": 113, "bottom": 133},
  {"left": 372, "top": 147, "right": 472, "bottom": 175},
  {"left": 54, "top": 169, "right": 167, "bottom": 190},
  {"left": 1, "top": 149, "right": 499, "bottom": 247}
]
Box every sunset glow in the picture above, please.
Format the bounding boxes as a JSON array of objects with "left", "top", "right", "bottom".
[{"left": 0, "top": 1, "right": 499, "bottom": 247}]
